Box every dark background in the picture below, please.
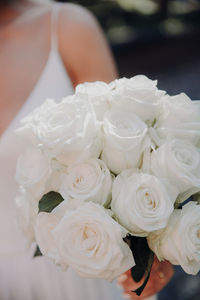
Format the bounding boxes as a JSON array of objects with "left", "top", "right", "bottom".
[
  {"left": 59, "top": 1, "right": 200, "bottom": 299},
  {"left": 58, "top": 0, "right": 200, "bottom": 99}
]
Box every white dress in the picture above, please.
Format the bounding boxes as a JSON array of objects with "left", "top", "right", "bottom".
[
  {"left": 0, "top": 5, "right": 124, "bottom": 300},
  {"left": 0, "top": 5, "right": 157, "bottom": 300}
]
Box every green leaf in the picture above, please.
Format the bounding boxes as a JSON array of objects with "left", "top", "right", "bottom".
[
  {"left": 38, "top": 191, "right": 64, "bottom": 213},
  {"left": 133, "top": 251, "right": 154, "bottom": 296},
  {"left": 34, "top": 245, "right": 42, "bottom": 257},
  {"left": 127, "top": 236, "right": 154, "bottom": 296},
  {"left": 193, "top": 193, "right": 200, "bottom": 204}
]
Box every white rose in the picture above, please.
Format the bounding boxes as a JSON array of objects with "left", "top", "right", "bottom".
[
  {"left": 44, "top": 170, "right": 63, "bottom": 194},
  {"left": 52, "top": 202, "right": 135, "bottom": 281},
  {"left": 110, "top": 75, "right": 165, "bottom": 123},
  {"left": 76, "top": 81, "right": 111, "bottom": 121},
  {"left": 16, "top": 99, "right": 56, "bottom": 146},
  {"left": 35, "top": 199, "right": 82, "bottom": 267},
  {"left": 155, "top": 93, "right": 200, "bottom": 145},
  {"left": 150, "top": 138, "right": 200, "bottom": 202},
  {"left": 43, "top": 159, "right": 68, "bottom": 193},
  {"left": 34, "top": 212, "right": 61, "bottom": 264},
  {"left": 15, "top": 189, "right": 38, "bottom": 244},
  {"left": 111, "top": 169, "right": 177, "bottom": 236},
  {"left": 18, "top": 96, "right": 101, "bottom": 165},
  {"left": 59, "top": 159, "right": 112, "bottom": 206},
  {"left": 15, "top": 147, "right": 50, "bottom": 197},
  {"left": 148, "top": 202, "right": 200, "bottom": 275},
  {"left": 101, "top": 108, "right": 150, "bottom": 174}
]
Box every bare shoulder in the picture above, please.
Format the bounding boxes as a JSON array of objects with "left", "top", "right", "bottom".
[
  {"left": 57, "top": 3, "right": 105, "bottom": 50},
  {"left": 56, "top": 3, "right": 117, "bottom": 86},
  {"left": 58, "top": 3, "right": 100, "bottom": 33}
]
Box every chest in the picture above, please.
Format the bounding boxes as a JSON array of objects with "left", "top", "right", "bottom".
[{"left": 0, "top": 26, "right": 50, "bottom": 135}]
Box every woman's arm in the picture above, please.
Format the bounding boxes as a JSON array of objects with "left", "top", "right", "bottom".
[{"left": 57, "top": 3, "right": 117, "bottom": 87}]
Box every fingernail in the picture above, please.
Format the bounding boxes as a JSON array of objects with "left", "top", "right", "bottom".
[
  {"left": 118, "top": 274, "right": 128, "bottom": 283},
  {"left": 159, "top": 272, "right": 165, "bottom": 279},
  {"left": 123, "top": 293, "right": 131, "bottom": 299}
]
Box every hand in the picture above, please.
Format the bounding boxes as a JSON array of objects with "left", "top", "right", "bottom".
[{"left": 117, "top": 257, "right": 174, "bottom": 299}]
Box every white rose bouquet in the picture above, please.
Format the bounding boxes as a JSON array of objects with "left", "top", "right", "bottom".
[{"left": 15, "top": 75, "right": 200, "bottom": 297}]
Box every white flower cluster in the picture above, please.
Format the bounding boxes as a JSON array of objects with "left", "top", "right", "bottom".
[{"left": 15, "top": 75, "right": 200, "bottom": 280}]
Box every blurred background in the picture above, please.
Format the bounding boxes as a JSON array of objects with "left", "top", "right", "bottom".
[
  {"left": 55, "top": 1, "right": 200, "bottom": 299},
  {"left": 57, "top": 0, "right": 200, "bottom": 99}
]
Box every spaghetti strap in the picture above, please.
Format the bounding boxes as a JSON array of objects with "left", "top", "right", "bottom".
[{"left": 51, "top": 3, "right": 61, "bottom": 50}]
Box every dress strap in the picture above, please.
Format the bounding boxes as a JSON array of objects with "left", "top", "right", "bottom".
[{"left": 51, "top": 3, "right": 61, "bottom": 50}]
